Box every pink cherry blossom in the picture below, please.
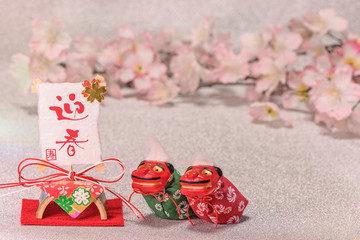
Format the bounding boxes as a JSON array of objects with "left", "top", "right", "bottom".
[
  {"left": 240, "top": 30, "right": 270, "bottom": 55},
  {"left": 9, "top": 12, "right": 360, "bottom": 136},
  {"left": 119, "top": 47, "right": 167, "bottom": 91},
  {"left": 301, "top": 54, "right": 335, "bottom": 87},
  {"left": 347, "top": 32, "right": 360, "bottom": 41},
  {"left": 170, "top": 46, "right": 202, "bottom": 94},
  {"left": 72, "top": 35, "right": 104, "bottom": 68},
  {"left": 265, "top": 25, "right": 302, "bottom": 64},
  {"left": 191, "top": 15, "right": 214, "bottom": 47},
  {"left": 213, "top": 44, "right": 250, "bottom": 84},
  {"left": 66, "top": 60, "right": 93, "bottom": 83},
  {"left": 249, "top": 102, "right": 279, "bottom": 121},
  {"left": 332, "top": 40, "right": 360, "bottom": 74},
  {"left": 9, "top": 54, "right": 31, "bottom": 94},
  {"left": 97, "top": 39, "right": 133, "bottom": 67},
  {"left": 310, "top": 65, "right": 360, "bottom": 120},
  {"left": 193, "top": 46, "right": 219, "bottom": 70},
  {"left": 145, "top": 30, "right": 176, "bottom": 55},
  {"left": 116, "top": 26, "right": 151, "bottom": 52},
  {"left": 288, "top": 19, "right": 313, "bottom": 40},
  {"left": 104, "top": 65, "right": 123, "bottom": 99},
  {"left": 249, "top": 102, "right": 292, "bottom": 127},
  {"left": 302, "top": 8, "right": 348, "bottom": 35},
  {"left": 116, "top": 26, "right": 136, "bottom": 40},
  {"left": 146, "top": 75, "right": 179, "bottom": 105},
  {"left": 288, "top": 18, "right": 324, "bottom": 55},
  {"left": 298, "top": 37, "right": 327, "bottom": 57},
  {"left": 29, "top": 18, "right": 71, "bottom": 60},
  {"left": 314, "top": 112, "right": 341, "bottom": 131},
  {"left": 244, "top": 86, "right": 262, "bottom": 101},
  {"left": 282, "top": 71, "right": 309, "bottom": 109},
  {"left": 251, "top": 57, "right": 287, "bottom": 97},
  {"left": 346, "top": 106, "right": 360, "bottom": 135},
  {"left": 315, "top": 105, "right": 360, "bottom": 134},
  {"left": 106, "top": 81, "right": 122, "bottom": 99},
  {"left": 29, "top": 53, "right": 66, "bottom": 83}
]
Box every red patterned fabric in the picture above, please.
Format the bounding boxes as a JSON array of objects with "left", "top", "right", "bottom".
[
  {"left": 39, "top": 180, "right": 105, "bottom": 218},
  {"left": 21, "top": 198, "right": 124, "bottom": 226},
  {"left": 187, "top": 177, "right": 248, "bottom": 225}
]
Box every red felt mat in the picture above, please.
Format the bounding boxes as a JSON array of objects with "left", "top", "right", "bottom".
[{"left": 21, "top": 198, "right": 124, "bottom": 226}]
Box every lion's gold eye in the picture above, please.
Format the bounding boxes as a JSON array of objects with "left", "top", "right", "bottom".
[
  {"left": 138, "top": 164, "right": 145, "bottom": 169},
  {"left": 185, "top": 169, "right": 192, "bottom": 175},
  {"left": 201, "top": 169, "right": 212, "bottom": 176},
  {"left": 153, "top": 165, "right": 163, "bottom": 172}
]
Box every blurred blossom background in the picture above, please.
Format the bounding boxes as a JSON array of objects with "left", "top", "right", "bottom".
[
  {"left": 1, "top": 1, "right": 360, "bottom": 239},
  {"left": 1, "top": 0, "right": 360, "bottom": 98},
  {"left": 3, "top": 0, "right": 360, "bottom": 134}
]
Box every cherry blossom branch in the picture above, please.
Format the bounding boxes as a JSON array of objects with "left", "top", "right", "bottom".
[
  {"left": 353, "top": 101, "right": 360, "bottom": 110},
  {"left": 327, "top": 31, "right": 344, "bottom": 44},
  {"left": 199, "top": 79, "right": 256, "bottom": 88},
  {"left": 325, "top": 44, "right": 342, "bottom": 53},
  {"left": 9, "top": 8, "right": 360, "bottom": 135}
]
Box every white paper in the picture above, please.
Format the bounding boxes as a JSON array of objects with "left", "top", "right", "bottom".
[{"left": 38, "top": 83, "right": 102, "bottom": 166}]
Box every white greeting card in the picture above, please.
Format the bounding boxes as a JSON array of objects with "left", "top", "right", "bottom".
[{"left": 38, "top": 83, "right": 102, "bottom": 166}]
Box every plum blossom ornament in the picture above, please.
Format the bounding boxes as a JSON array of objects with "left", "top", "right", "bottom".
[
  {"left": 29, "top": 18, "right": 71, "bottom": 60},
  {"left": 31, "top": 78, "right": 43, "bottom": 93},
  {"left": 82, "top": 76, "right": 107, "bottom": 103}
]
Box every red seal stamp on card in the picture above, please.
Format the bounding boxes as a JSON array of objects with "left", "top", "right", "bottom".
[{"left": 45, "top": 149, "right": 57, "bottom": 161}]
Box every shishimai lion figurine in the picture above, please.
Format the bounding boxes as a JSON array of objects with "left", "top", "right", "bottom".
[
  {"left": 129, "top": 137, "right": 195, "bottom": 220},
  {"left": 180, "top": 155, "right": 248, "bottom": 228}
]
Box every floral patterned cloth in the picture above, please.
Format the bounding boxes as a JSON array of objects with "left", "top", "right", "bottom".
[
  {"left": 187, "top": 177, "right": 248, "bottom": 224},
  {"left": 142, "top": 169, "right": 195, "bottom": 220},
  {"left": 39, "top": 180, "right": 105, "bottom": 218}
]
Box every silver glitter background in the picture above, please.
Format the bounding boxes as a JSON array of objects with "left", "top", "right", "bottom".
[{"left": 0, "top": 1, "right": 359, "bottom": 239}]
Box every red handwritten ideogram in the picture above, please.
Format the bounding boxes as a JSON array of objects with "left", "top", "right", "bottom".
[{"left": 49, "top": 93, "right": 88, "bottom": 121}]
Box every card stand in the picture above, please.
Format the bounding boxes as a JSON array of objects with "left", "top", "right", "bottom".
[{"left": 36, "top": 187, "right": 108, "bottom": 220}]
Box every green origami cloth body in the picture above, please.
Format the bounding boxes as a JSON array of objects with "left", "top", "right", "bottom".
[{"left": 142, "top": 169, "right": 195, "bottom": 220}]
